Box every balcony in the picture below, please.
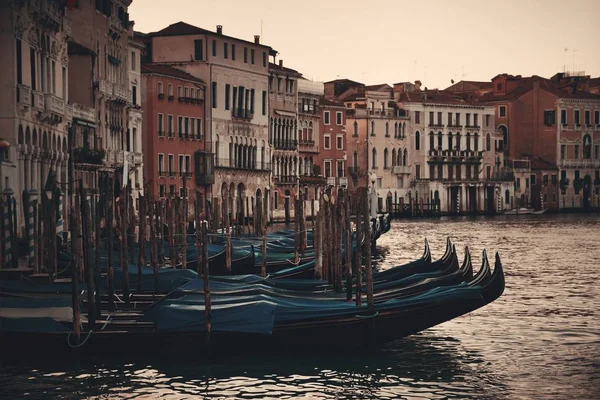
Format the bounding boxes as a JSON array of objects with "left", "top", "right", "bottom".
[
  {"left": 273, "top": 140, "right": 298, "bottom": 150},
  {"left": 63, "top": 18, "right": 71, "bottom": 37},
  {"left": 98, "top": 80, "right": 112, "bottom": 96},
  {"left": 65, "top": 104, "right": 73, "bottom": 122},
  {"left": 338, "top": 177, "right": 348, "bottom": 187},
  {"left": 133, "top": 152, "right": 143, "bottom": 165},
  {"left": 113, "top": 84, "right": 130, "bottom": 103},
  {"left": 232, "top": 108, "right": 253, "bottom": 120},
  {"left": 215, "top": 158, "right": 271, "bottom": 171},
  {"left": 73, "top": 146, "right": 105, "bottom": 165},
  {"left": 428, "top": 123, "right": 444, "bottom": 128},
  {"left": 38, "top": 0, "right": 62, "bottom": 30},
  {"left": 72, "top": 104, "right": 96, "bottom": 122},
  {"left": 45, "top": 93, "right": 64, "bottom": 116},
  {"left": 109, "top": 16, "right": 126, "bottom": 36},
  {"left": 274, "top": 175, "right": 297, "bottom": 185},
  {"left": 32, "top": 90, "right": 45, "bottom": 111},
  {"left": 299, "top": 139, "right": 315, "bottom": 146},
  {"left": 393, "top": 165, "right": 411, "bottom": 175},
  {"left": 300, "top": 175, "right": 326, "bottom": 185},
  {"left": 17, "top": 84, "right": 31, "bottom": 107},
  {"left": 326, "top": 177, "right": 336, "bottom": 186},
  {"left": 559, "top": 159, "right": 600, "bottom": 169}
]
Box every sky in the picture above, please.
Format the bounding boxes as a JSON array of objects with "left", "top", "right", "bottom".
[{"left": 129, "top": 0, "right": 600, "bottom": 89}]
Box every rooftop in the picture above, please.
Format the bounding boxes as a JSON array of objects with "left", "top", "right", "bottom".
[{"left": 141, "top": 64, "right": 205, "bottom": 84}]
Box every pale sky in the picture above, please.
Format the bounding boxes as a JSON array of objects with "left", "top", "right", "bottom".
[{"left": 130, "top": 0, "right": 600, "bottom": 89}]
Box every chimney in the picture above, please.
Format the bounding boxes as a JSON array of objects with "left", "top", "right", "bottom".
[
  {"left": 254, "top": 35, "right": 260, "bottom": 44},
  {"left": 216, "top": 25, "right": 223, "bottom": 35},
  {"left": 279, "top": 60, "right": 283, "bottom": 67},
  {"left": 414, "top": 80, "right": 422, "bottom": 91}
]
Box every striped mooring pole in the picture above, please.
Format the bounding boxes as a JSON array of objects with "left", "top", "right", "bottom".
[
  {"left": 497, "top": 189, "right": 502, "bottom": 212},
  {"left": 27, "top": 189, "right": 38, "bottom": 269},
  {"left": 3, "top": 188, "right": 14, "bottom": 269},
  {"left": 456, "top": 190, "right": 461, "bottom": 214}
]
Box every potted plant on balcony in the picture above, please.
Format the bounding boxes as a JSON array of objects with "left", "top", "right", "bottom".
[
  {"left": 573, "top": 178, "right": 583, "bottom": 194},
  {"left": 559, "top": 178, "right": 569, "bottom": 195}
]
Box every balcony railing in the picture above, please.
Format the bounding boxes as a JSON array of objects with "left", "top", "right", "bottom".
[
  {"left": 31, "top": 90, "right": 44, "bottom": 111},
  {"left": 338, "top": 177, "right": 348, "bottom": 187},
  {"left": 274, "top": 175, "right": 297, "bottom": 185},
  {"left": 232, "top": 108, "right": 253, "bottom": 120},
  {"left": 17, "top": 84, "right": 31, "bottom": 107},
  {"left": 215, "top": 158, "right": 271, "bottom": 171},
  {"left": 44, "top": 93, "right": 65, "bottom": 116},
  {"left": 98, "top": 80, "right": 112, "bottom": 96},
  {"left": 299, "top": 139, "right": 315, "bottom": 146},
  {"left": 113, "top": 84, "right": 130, "bottom": 102},
  {"left": 39, "top": 0, "right": 62, "bottom": 29},
  {"left": 72, "top": 104, "right": 96, "bottom": 122},
  {"left": 393, "top": 165, "right": 411, "bottom": 175},
  {"left": 65, "top": 104, "right": 73, "bottom": 122},
  {"left": 273, "top": 140, "right": 298, "bottom": 150},
  {"left": 326, "top": 177, "right": 336, "bottom": 186},
  {"left": 559, "top": 159, "right": 600, "bottom": 169}
]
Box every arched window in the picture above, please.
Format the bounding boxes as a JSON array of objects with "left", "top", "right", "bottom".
[
  {"left": 394, "top": 122, "right": 398, "bottom": 138},
  {"left": 505, "top": 189, "right": 510, "bottom": 206},
  {"left": 415, "top": 131, "right": 420, "bottom": 150},
  {"left": 385, "top": 122, "right": 389, "bottom": 137},
  {"left": 402, "top": 123, "right": 406, "bottom": 138},
  {"left": 403, "top": 149, "right": 408, "bottom": 166},
  {"left": 429, "top": 132, "right": 434, "bottom": 151},
  {"left": 448, "top": 132, "right": 453, "bottom": 150},
  {"left": 384, "top": 148, "right": 389, "bottom": 168},
  {"left": 391, "top": 149, "right": 397, "bottom": 166},
  {"left": 456, "top": 132, "right": 461, "bottom": 150},
  {"left": 372, "top": 147, "right": 377, "bottom": 168},
  {"left": 353, "top": 151, "right": 358, "bottom": 167},
  {"left": 371, "top": 120, "right": 375, "bottom": 136},
  {"left": 308, "top": 121, "right": 313, "bottom": 141},
  {"left": 437, "top": 132, "right": 442, "bottom": 149},
  {"left": 486, "top": 133, "right": 491, "bottom": 152},
  {"left": 397, "top": 148, "right": 402, "bottom": 166},
  {"left": 353, "top": 121, "right": 358, "bottom": 137},
  {"left": 474, "top": 133, "right": 479, "bottom": 152},
  {"left": 583, "top": 134, "right": 592, "bottom": 159},
  {"left": 466, "top": 133, "right": 471, "bottom": 151}
]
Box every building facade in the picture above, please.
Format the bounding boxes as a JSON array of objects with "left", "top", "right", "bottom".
[
  {"left": 318, "top": 98, "right": 348, "bottom": 193},
  {"left": 0, "top": 0, "right": 72, "bottom": 236},
  {"left": 128, "top": 33, "right": 143, "bottom": 206},
  {"left": 68, "top": 0, "right": 135, "bottom": 195},
  {"left": 144, "top": 22, "right": 271, "bottom": 223},
  {"left": 297, "top": 79, "right": 326, "bottom": 206},
  {"left": 398, "top": 88, "right": 513, "bottom": 214},
  {"left": 268, "top": 60, "right": 301, "bottom": 221},
  {"left": 141, "top": 64, "right": 207, "bottom": 216}
]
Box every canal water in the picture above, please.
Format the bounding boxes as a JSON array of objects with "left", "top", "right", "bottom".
[{"left": 1, "top": 214, "right": 599, "bottom": 399}]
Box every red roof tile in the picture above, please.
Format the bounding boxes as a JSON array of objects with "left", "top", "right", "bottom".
[
  {"left": 141, "top": 64, "right": 205, "bottom": 84},
  {"left": 268, "top": 62, "right": 302, "bottom": 77}
]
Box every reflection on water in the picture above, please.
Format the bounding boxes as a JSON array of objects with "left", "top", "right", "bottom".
[{"left": 1, "top": 214, "right": 599, "bottom": 399}]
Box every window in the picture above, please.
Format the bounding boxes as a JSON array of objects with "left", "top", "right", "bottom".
[
  {"left": 158, "top": 113, "right": 164, "bottom": 136},
  {"left": 251, "top": 49, "right": 255, "bottom": 64},
  {"left": 486, "top": 114, "right": 490, "bottom": 127},
  {"left": 274, "top": 191, "right": 278, "bottom": 209},
  {"left": 194, "top": 39, "right": 203, "bottom": 60},
  {"left": 196, "top": 119, "right": 202, "bottom": 139},
  {"left": 250, "top": 89, "right": 255, "bottom": 114},
  {"left": 337, "top": 160, "right": 345, "bottom": 177},
  {"left": 178, "top": 116, "right": 183, "bottom": 137},
  {"left": 184, "top": 117, "right": 189, "bottom": 137},
  {"left": 497, "top": 83, "right": 503, "bottom": 91},
  {"left": 159, "top": 184, "right": 165, "bottom": 197},
  {"left": 372, "top": 148, "right": 377, "bottom": 169},
  {"left": 474, "top": 114, "right": 479, "bottom": 127},
  {"left": 448, "top": 112, "right": 453, "bottom": 126},
  {"left": 16, "top": 39, "right": 22, "bottom": 84},
  {"left": 223, "top": 42, "right": 228, "bottom": 59},
  {"left": 437, "top": 112, "right": 442, "bottom": 125},
  {"left": 232, "top": 44, "right": 236, "bottom": 60},
  {"left": 190, "top": 118, "right": 195, "bottom": 138},
  {"left": 516, "top": 178, "right": 521, "bottom": 189},
  {"left": 415, "top": 131, "right": 420, "bottom": 150},
  {"left": 30, "top": 48, "right": 36, "bottom": 90},
  {"left": 190, "top": 88, "right": 195, "bottom": 98},
  {"left": 132, "top": 85, "right": 137, "bottom": 104},
  {"left": 178, "top": 86, "right": 183, "bottom": 98},
  {"left": 383, "top": 148, "right": 389, "bottom": 169},
  {"left": 225, "top": 84, "right": 230, "bottom": 110},
  {"left": 131, "top": 51, "right": 136, "bottom": 70},
  {"left": 168, "top": 115, "right": 173, "bottom": 136},
  {"left": 574, "top": 109, "right": 580, "bottom": 125},
  {"left": 185, "top": 87, "right": 189, "bottom": 98},
  {"left": 324, "top": 161, "right": 332, "bottom": 177},
  {"left": 385, "top": 122, "right": 389, "bottom": 137},
  {"left": 595, "top": 145, "right": 600, "bottom": 159},
  {"left": 544, "top": 110, "right": 556, "bottom": 126},
  {"left": 486, "top": 165, "right": 491, "bottom": 179},
  {"left": 243, "top": 47, "right": 247, "bottom": 63},
  {"left": 595, "top": 110, "right": 600, "bottom": 125},
  {"left": 499, "top": 106, "right": 506, "bottom": 117},
  {"left": 552, "top": 174, "right": 557, "bottom": 184},
  {"left": 168, "top": 154, "right": 174, "bottom": 175},
  {"left": 585, "top": 110, "right": 591, "bottom": 125},
  {"left": 525, "top": 178, "right": 529, "bottom": 189},
  {"left": 336, "top": 135, "right": 343, "bottom": 150},
  {"left": 486, "top": 133, "right": 491, "bottom": 152},
  {"left": 168, "top": 84, "right": 173, "bottom": 97},
  {"left": 574, "top": 144, "right": 579, "bottom": 159},
  {"left": 560, "top": 144, "right": 565, "bottom": 159},
  {"left": 262, "top": 52, "right": 266, "bottom": 67},
  {"left": 169, "top": 185, "right": 176, "bottom": 196},
  {"left": 324, "top": 111, "right": 330, "bottom": 125},
  {"left": 561, "top": 109, "right": 567, "bottom": 125},
  {"left": 429, "top": 112, "right": 434, "bottom": 125},
  {"left": 530, "top": 174, "right": 536, "bottom": 186},
  {"left": 456, "top": 113, "right": 461, "bottom": 126},
  {"left": 212, "top": 40, "right": 217, "bottom": 57},
  {"left": 370, "top": 120, "right": 375, "bottom": 136},
  {"left": 324, "top": 135, "right": 331, "bottom": 149},
  {"left": 415, "top": 111, "right": 420, "bottom": 124},
  {"left": 353, "top": 121, "right": 358, "bottom": 137},
  {"left": 212, "top": 81, "right": 217, "bottom": 108},
  {"left": 543, "top": 174, "right": 548, "bottom": 185},
  {"left": 415, "top": 164, "right": 421, "bottom": 179},
  {"left": 261, "top": 90, "right": 267, "bottom": 115},
  {"left": 158, "top": 154, "right": 164, "bottom": 175},
  {"left": 466, "top": 113, "right": 471, "bottom": 127},
  {"left": 336, "top": 111, "right": 343, "bottom": 125},
  {"left": 62, "top": 67, "right": 67, "bottom": 100},
  {"left": 179, "top": 155, "right": 184, "bottom": 174},
  {"left": 158, "top": 82, "right": 164, "bottom": 94}
]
